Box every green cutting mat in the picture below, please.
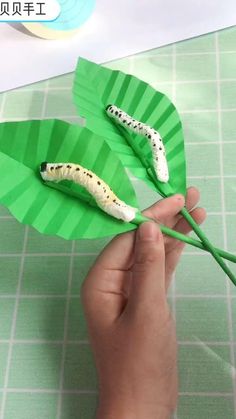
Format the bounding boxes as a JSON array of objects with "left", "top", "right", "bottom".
[{"left": 0, "top": 27, "right": 236, "bottom": 419}]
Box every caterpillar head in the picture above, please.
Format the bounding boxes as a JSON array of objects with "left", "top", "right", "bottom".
[
  {"left": 40, "top": 162, "right": 53, "bottom": 181},
  {"left": 105, "top": 104, "right": 113, "bottom": 112},
  {"left": 105, "top": 104, "right": 119, "bottom": 117}
]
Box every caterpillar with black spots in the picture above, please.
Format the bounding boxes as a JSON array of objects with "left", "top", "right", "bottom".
[
  {"left": 40, "top": 162, "right": 138, "bottom": 222},
  {"left": 106, "top": 104, "right": 169, "bottom": 183}
]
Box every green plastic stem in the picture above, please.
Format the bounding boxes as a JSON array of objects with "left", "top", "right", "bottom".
[
  {"left": 133, "top": 213, "right": 236, "bottom": 286},
  {"left": 134, "top": 213, "right": 236, "bottom": 264},
  {"left": 180, "top": 207, "right": 236, "bottom": 284}
]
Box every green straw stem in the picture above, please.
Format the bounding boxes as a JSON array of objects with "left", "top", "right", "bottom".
[
  {"left": 133, "top": 212, "right": 236, "bottom": 286},
  {"left": 180, "top": 207, "right": 236, "bottom": 284},
  {"left": 134, "top": 212, "right": 236, "bottom": 263},
  {"left": 146, "top": 165, "right": 232, "bottom": 278}
]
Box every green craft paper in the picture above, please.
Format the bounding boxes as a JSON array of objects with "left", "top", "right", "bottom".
[
  {"left": 73, "top": 57, "right": 186, "bottom": 197},
  {"left": 0, "top": 120, "right": 137, "bottom": 239}
]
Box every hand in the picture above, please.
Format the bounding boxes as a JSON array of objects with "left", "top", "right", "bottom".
[{"left": 81, "top": 187, "right": 206, "bottom": 419}]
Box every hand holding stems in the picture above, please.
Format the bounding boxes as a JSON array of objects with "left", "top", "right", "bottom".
[
  {"left": 44, "top": 177, "right": 236, "bottom": 267},
  {"left": 81, "top": 188, "right": 206, "bottom": 419}
]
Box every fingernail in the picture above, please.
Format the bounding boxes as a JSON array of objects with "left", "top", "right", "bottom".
[{"left": 138, "top": 222, "right": 160, "bottom": 241}]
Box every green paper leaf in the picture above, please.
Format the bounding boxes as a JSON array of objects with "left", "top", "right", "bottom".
[
  {"left": 0, "top": 119, "right": 138, "bottom": 239},
  {"left": 73, "top": 57, "right": 186, "bottom": 197}
]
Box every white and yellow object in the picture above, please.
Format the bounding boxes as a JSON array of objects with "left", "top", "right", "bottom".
[{"left": 40, "top": 162, "right": 138, "bottom": 222}]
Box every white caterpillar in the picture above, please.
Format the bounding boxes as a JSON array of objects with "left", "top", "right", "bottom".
[
  {"left": 40, "top": 162, "right": 138, "bottom": 223},
  {"left": 106, "top": 104, "right": 169, "bottom": 183}
]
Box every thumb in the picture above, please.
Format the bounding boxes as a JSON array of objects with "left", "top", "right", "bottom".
[{"left": 127, "top": 221, "right": 166, "bottom": 314}]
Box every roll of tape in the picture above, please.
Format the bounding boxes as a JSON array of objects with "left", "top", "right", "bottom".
[{"left": 23, "top": 0, "right": 95, "bottom": 40}]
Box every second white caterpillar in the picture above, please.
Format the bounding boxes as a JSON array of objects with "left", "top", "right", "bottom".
[
  {"left": 106, "top": 104, "right": 169, "bottom": 183},
  {"left": 40, "top": 162, "right": 138, "bottom": 223}
]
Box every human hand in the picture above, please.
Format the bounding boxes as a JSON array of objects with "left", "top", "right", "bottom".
[{"left": 81, "top": 187, "right": 206, "bottom": 419}]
